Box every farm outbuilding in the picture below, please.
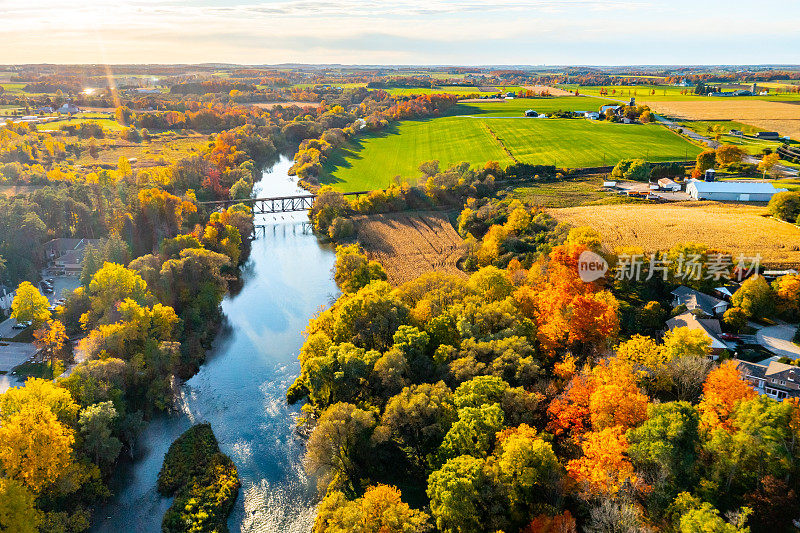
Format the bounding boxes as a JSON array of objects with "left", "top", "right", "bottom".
[
  {"left": 686, "top": 180, "right": 787, "bottom": 202},
  {"left": 524, "top": 109, "right": 538, "bottom": 117}
]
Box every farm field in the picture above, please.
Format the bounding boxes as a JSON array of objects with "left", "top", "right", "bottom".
[
  {"left": 558, "top": 84, "right": 800, "bottom": 102},
  {"left": 322, "top": 108, "right": 700, "bottom": 191},
  {"left": 511, "top": 178, "right": 619, "bottom": 208},
  {"left": 37, "top": 115, "right": 124, "bottom": 132},
  {"left": 548, "top": 201, "right": 800, "bottom": 267},
  {"left": 651, "top": 100, "right": 800, "bottom": 142},
  {"left": 353, "top": 211, "right": 466, "bottom": 285},
  {"left": 523, "top": 85, "right": 575, "bottom": 96},
  {"left": 75, "top": 134, "right": 208, "bottom": 168},
  {"left": 676, "top": 120, "right": 794, "bottom": 155}
]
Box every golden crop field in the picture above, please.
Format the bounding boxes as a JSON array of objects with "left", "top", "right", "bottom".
[
  {"left": 523, "top": 85, "right": 575, "bottom": 96},
  {"left": 353, "top": 211, "right": 467, "bottom": 284},
  {"left": 649, "top": 100, "right": 800, "bottom": 140},
  {"left": 548, "top": 201, "right": 800, "bottom": 267}
]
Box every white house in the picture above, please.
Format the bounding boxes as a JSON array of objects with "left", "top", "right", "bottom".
[
  {"left": 58, "top": 102, "right": 81, "bottom": 115},
  {"left": 584, "top": 112, "right": 600, "bottom": 120},
  {"left": 0, "top": 285, "right": 16, "bottom": 313},
  {"left": 686, "top": 179, "right": 787, "bottom": 202},
  {"left": 657, "top": 178, "right": 681, "bottom": 191}
]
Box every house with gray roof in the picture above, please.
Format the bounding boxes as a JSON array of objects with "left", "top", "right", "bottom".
[
  {"left": 736, "top": 359, "right": 800, "bottom": 401},
  {"left": 666, "top": 311, "right": 731, "bottom": 356},
  {"left": 671, "top": 286, "right": 729, "bottom": 316}
]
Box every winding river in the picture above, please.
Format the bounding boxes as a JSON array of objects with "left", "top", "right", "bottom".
[{"left": 91, "top": 156, "right": 337, "bottom": 533}]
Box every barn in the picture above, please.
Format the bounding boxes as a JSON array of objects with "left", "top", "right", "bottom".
[{"left": 686, "top": 179, "right": 787, "bottom": 202}]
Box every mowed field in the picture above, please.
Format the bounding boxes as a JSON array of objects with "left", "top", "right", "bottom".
[
  {"left": 650, "top": 100, "right": 800, "bottom": 142},
  {"left": 558, "top": 84, "right": 800, "bottom": 103},
  {"left": 548, "top": 202, "right": 800, "bottom": 267},
  {"left": 353, "top": 211, "right": 466, "bottom": 285},
  {"left": 322, "top": 98, "right": 700, "bottom": 191}
]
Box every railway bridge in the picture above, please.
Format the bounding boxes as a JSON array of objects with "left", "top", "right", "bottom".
[{"left": 198, "top": 190, "right": 370, "bottom": 215}]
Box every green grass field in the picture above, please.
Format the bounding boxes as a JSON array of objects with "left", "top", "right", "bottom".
[
  {"left": 558, "top": 84, "right": 800, "bottom": 102},
  {"left": 448, "top": 97, "right": 612, "bottom": 116},
  {"left": 37, "top": 116, "right": 124, "bottom": 132},
  {"left": 322, "top": 100, "right": 701, "bottom": 191}
]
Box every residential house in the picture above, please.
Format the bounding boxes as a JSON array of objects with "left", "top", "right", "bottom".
[
  {"left": 0, "top": 284, "right": 16, "bottom": 313},
  {"left": 599, "top": 105, "right": 623, "bottom": 116},
  {"left": 736, "top": 359, "right": 800, "bottom": 400},
  {"left": 44, "top": 238, "right": 101, "bottom": 275},
  {"left": 671, "top": 285, "right": 729, "bottom": 316},
  {"left": 584, "top": 111, "right": 600, "bottom": 120},
  {"left": 686, "top": 179, "right": 787, "bottom": 202},
  {"left": 666, "top": 312, "right": 730, "bottom": 357}
]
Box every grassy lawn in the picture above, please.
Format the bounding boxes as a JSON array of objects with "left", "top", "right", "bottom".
[
  {"left": 449, "top": 97, "right": 611, "bottom": 116},
  {"left": 511, "top": 178, "right": 619, "bottom": 208},
  {"left": 0, "top": 82, "right": 26, "bottom": 94},
  {"left": 38, "top": 116, "right": 125, "bottom": 133},
  {"left": 322, "top": 114, "right": 700, "bottom": 191},
  {"left": 76, "top": 134, "right": 208, "bottom": 168}
]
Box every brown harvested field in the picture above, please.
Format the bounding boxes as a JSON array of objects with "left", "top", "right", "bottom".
[
  {"left": 353, "top": 211, "right": 467, "bottom": 284},
  {"left": 548, "top": 201, "right": 800, "bottom": 267},
  {"left": 524, "top": 85, "right": 575, "bottom": 97},
  {"left": 649, "top": 100, "right": 800, "bottom": 140}
]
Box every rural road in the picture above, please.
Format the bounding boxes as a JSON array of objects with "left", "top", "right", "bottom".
[{"left": 756, "top": 324, "right": 800, "bottom": 359}]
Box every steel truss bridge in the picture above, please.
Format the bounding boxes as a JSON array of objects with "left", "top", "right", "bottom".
[{"left": 198, "top": 190, "right": 370, "bottom": 215}]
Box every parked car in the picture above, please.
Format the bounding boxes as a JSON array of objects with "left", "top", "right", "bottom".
[
  {"left": 45, "top": 278, "right": 54, "bottom": 284},
  {"left": 43, "top": 287, "right": 54, "bottom": 294},
  {"left": 720, "top": 333, "right": 740, "bottom": 341}
]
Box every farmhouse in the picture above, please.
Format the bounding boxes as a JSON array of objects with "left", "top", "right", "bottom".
[
  {"left": 666, "top": 312, "right": 730, "bottom": 356},
  {"left": 600, "top": 105, "right": 623, "bottom": 116},
  {"left": 671, "top": 285, "right": 729, "bottom": 316},
  {"left": 736, "top": 359, "right": 800, "bottom": 400},
  {"left": 686, "top": 180, "right": 786, "bottom": 202},
  {"left": 584, "top": 112, "right": 600, "bottom": 120},
  {"left": 58, "top": 102, "right": 81, "bottom": 114}
]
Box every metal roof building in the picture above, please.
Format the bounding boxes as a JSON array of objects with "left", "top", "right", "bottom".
[{"left": 686, "top": 180, "right": 787, "bottom": 202}]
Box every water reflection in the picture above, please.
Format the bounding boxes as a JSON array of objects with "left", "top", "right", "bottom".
[{"left": 91, "top": 156, "right": 336, "bottom": 532}]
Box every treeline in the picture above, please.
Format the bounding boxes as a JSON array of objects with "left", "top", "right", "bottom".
[{"left": 290, "top": 236, "right": 800, "bottom": 532}]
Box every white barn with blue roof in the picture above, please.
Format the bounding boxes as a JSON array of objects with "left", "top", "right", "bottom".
[{"left": 686, "top": 180, "right": 786, "bottom": 202}]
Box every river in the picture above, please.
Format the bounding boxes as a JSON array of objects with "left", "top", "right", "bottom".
[{"left": 91, "top": 156, "right": 337, "bottom": 533}]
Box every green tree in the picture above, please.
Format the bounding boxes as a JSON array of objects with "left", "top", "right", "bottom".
[
  {"left": 229, "top": 177, "right": 252, "bottom": 200},
  {"left": 438, "top": 403, "right": 504, "bottom": 461},
  {"left": 381, "top": 381, "right": 456, "bottom": 467},
  {"left": 304, "top": 402, "right": 376, "bottom": 494},
  {"left": 10, "top": 281, "right": 50, "bottom": 327},
  {"left": 0, "top": 478, "right": 40, "bottom": 533},
  {"left": 662, "top": 327, "right": 711, "bottom": 360},
  {"left": 731, "top": 275, "right": 775, "bottom": 318},
  {"left": 628, "top": 402, "right": 700, "bottom": 515},
  {"left": 427, "top": 455, "right": 492, "bottom": 533},
  {"left": 723, "top": 307, "right": 748, "bottom": 333},
  {"left": 79, "top": 401, "right": 122, "bottom": 471},
  {"left": 81, "top": 262, "right": 153, "bottom": 328},
  {"left": 767, "top": 191, "right": 800, "bottom": 223}
]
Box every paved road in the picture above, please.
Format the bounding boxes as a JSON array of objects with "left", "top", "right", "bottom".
[
  {"left": 756, "top": 324, "right": 800, "bottom": 359},
  {"left": 0, "top": 317, "right": 24, "bottom": 339}
]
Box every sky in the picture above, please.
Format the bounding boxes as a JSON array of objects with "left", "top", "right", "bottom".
[{"left": 2, "top": 0, "right": 799, "bottom": 65}]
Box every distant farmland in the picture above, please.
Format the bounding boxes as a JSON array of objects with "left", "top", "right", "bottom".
[{"left": 322, "top": 99, "right": 700, "bottom": 191}]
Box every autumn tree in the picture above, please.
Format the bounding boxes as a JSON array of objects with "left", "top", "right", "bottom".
[
  {"left": 313, "top": 484, "right": 431, "bottom": 533},
  {"left": 33, "top": 319, "right": 67, "bottom": 372},
  {"left": 768, "top": 191, "right": 800, "bottom": 223},
  {"left": 715, "top": 144, "right": 746, "bottom": 166},
  {"left": 136, "top": 188, "right": 197, "bottom": 253},
  {"left": 698, "top": 360, "right": 755, "bottom": 429},
  {"left": 427, "top": 455, "right": 493, "bottom": 533},
  {"left": 759, "top": 152, "right": 781, "bottom": 178},
  {"left": 0, "top": 403, "right": 75, "bottom": 493},
  {"left": 10, "top": 281, "right": 50, "bottom": 327},
  {"left": 334, "top": 244, "right": 388, "bottom": 294},
  {"left": 80, "top": 262, "right": 153, "bottom": 328},
  {"left": 566, "top": 426, "right": 641, "bottom": 498},
  {"left": 691, "top": 149, "right": 716, "bottom": 179},
  {"left": 662, "top": 327, "right": 711, "bottom": 360}
]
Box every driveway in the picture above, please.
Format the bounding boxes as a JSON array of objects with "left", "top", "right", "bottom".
[
  {"left": 756, "top": 325, "right": 800, "bottom": 359},
  {"left": 0, "top": 317, "right": 23, "bottom": 339},
  {"left": 0, "top": 341, "right": 38, "bottom": 373}
]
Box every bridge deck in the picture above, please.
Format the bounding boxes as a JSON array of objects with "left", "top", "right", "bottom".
[{"left": 198, "top": 190, "right": 371, "bottom": 214}]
